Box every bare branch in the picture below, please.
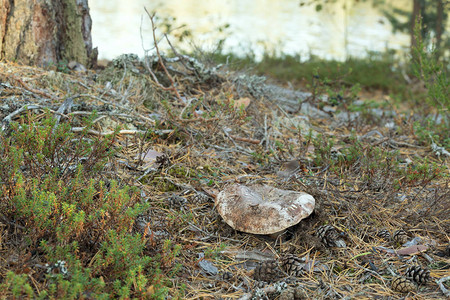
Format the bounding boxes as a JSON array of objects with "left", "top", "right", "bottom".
[{"left": 143, "top": 7, "right": 185, "bottom": 105}]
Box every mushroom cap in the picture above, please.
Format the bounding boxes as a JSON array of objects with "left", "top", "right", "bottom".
[{"left": 216, "top": 184, "right": 315, "bottom": 235}]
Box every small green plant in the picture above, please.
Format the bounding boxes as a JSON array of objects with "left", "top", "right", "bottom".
[
  {"left": 1, "top": 272, "right": 35, "bottom": 299},
  {"left": 312, "top": 134, "right": 335, "bottom": 167},
  {"left": 0, "top": 113, "right": 180, "bottom": 298},
  {"left": 251, "top": 147, "right": 270, "bottom": 165},
  {"left": 401, "top": 159, "right": 446, "bottom": 187},
  {"left": 409, "top": 17, "right": 449, "bottom": 148},
  {"left": 411, "top": 17, "right": 449, "bottom": 120}
]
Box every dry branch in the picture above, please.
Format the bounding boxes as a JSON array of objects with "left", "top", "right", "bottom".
[{"left": 144, "top": 8, "right": 185, "bottom": 105}]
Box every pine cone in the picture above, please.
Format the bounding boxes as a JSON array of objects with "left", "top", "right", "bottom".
[
  {"left": 392, "top": 229, "right": 409, "bottom": 245},
  {"left": 278, "top": 288, "right": 295, "bottom": 300},
  {"left": 316, "top": 225, "right": 346, "bottom": 248},
  {"left": 377, "top": 229, "right": 391, "bottom": 241},
  {"left": 405, "top": 265, "right": 431, "bottom": 284},
  {"left": 191, "top": 191, "right": 211, "bottom": 204},
  {"left": 253, "top": 260, "right": 281, "bottom": 282},
  {"left": 167, "top": 195, "right": 187, "bottom": 208},
  {"left": 281, "top": 254, "right": 305, "bottom": 277},
  {"left": 391, "top": 276, "right": 416, "bottom": 293}
]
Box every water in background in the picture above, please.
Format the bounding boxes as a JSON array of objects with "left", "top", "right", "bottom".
[{"left": 90, "top": 0, "right": 412, "bottom": 61}]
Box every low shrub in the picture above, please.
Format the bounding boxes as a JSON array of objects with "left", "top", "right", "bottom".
[{"left": 0, "top": 112, "right": 179, "bottom": 299}]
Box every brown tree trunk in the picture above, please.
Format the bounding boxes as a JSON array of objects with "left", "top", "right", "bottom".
[{"left": 0, "top": 0, "right": 97, "bottom": 67}]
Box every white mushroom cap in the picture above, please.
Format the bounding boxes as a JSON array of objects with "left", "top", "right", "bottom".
[{"left": 216, "top": 184, "right": 315, "bottom": 235}]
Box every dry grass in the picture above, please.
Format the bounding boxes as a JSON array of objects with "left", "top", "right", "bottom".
[{"left": 0, "top": 55, "right": 448, "bottom": 299}]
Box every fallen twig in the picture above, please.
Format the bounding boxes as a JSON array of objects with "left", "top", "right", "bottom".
[
  {"left": 0, "top": 104, "right": 67, "bottom": 131},
  {"left": 78, "top": 94, "right": 156, "bottom": 125},
  {"left": 71, "top": 127, "right": 147, "bottom": 136},
  {"left": 9, "top": 74, "right": 55, "bottom": 99},
  {"left": 1, "top": 104, "right": 41, "bottom": 131},
  {"left": 436, "top": 276, "right": 450, "bottom": 298},
  {"left": 53, "top": 95, "right": 79, "bottom": 131},
  {"left": 229, "top": 135, "right": 261, "bottom": 145}
]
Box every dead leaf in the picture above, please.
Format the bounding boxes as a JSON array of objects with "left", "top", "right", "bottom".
[
  {"left": 135, "top": 149, "right": 165, "bottom": 170},
  {"left": 277, "top": 160, "right": 300, "bottom": 179},
  {"left": 234, "top": 97, "right": 251, "bottom": 110},
  {"left": 136, "top": 149, "right": 164, "bottom": 162},
  {"left": 396, "top": 245, "right": 428, "bottom": 256},
  {"left": 146, "top": 285, "right": 155, "bottom": 296}
]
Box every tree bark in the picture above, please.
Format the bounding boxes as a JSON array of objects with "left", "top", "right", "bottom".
[{"left": 0, "top": 0, "right": 97, "bottom": 67}]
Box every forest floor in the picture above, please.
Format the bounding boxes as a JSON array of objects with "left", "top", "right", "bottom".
[{"left": 0, "top": 51, "right": 449, "bottom": 299}]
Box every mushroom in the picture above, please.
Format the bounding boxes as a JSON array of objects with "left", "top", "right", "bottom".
[{"left": 215, "top": 184, "right": 315, "bottom": 235}]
